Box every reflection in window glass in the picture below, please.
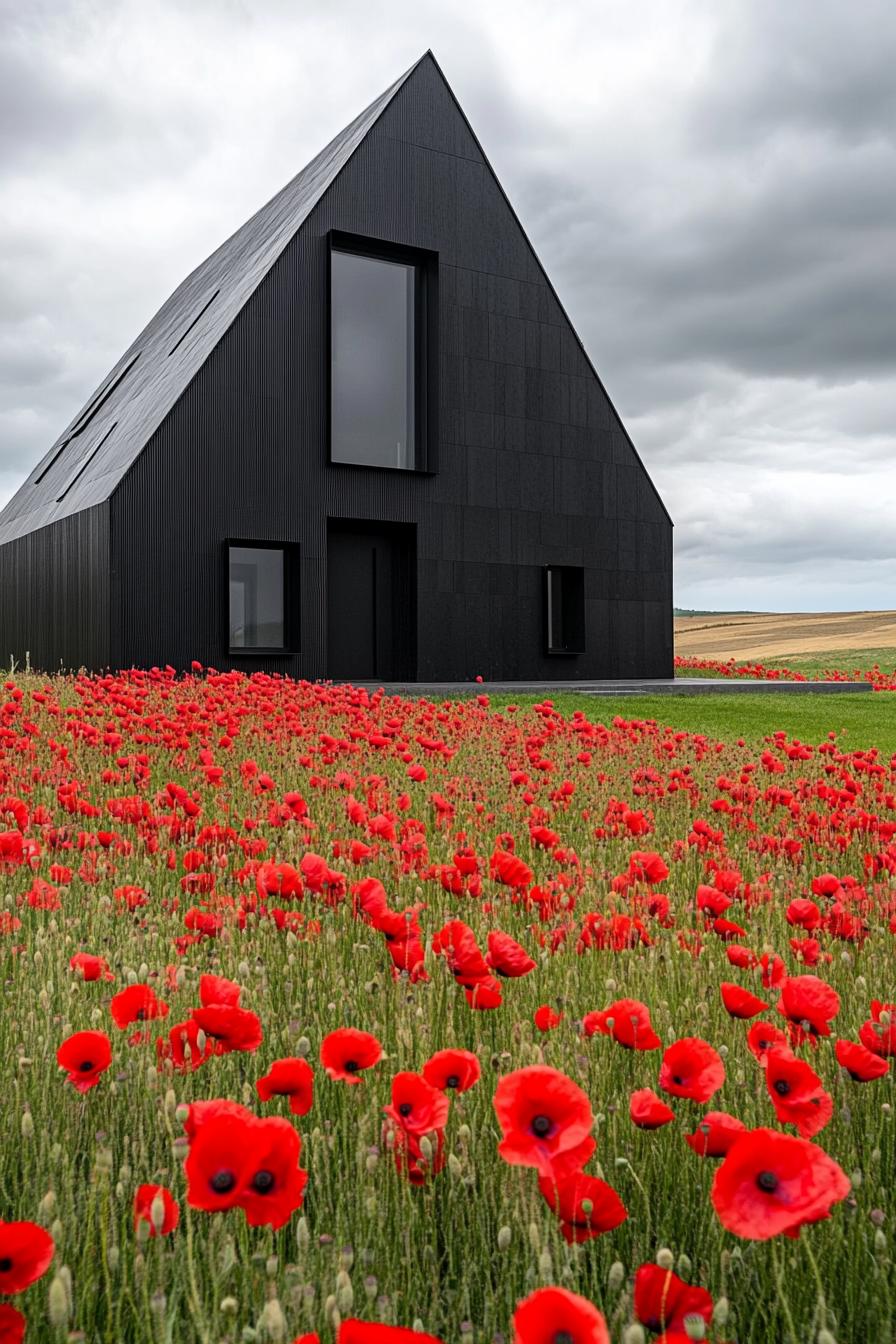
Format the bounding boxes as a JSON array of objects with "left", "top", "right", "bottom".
[
  {"left": 331, "top": 250, "right": 415, "bottom": 469},
  {"left": 229, "top": 547, "right": 284, "bottom": 648}
]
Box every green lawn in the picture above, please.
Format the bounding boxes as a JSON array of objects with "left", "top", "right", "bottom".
[{"left": 487, "top": 691, "right": 896, "bottom": 756}]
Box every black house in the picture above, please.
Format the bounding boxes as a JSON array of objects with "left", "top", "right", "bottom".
[{"left": 0, "top": 52, "right": 672, "bottom": 682}]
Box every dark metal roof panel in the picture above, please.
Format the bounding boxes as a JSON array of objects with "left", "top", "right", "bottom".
[{"left": 0, "top": 56, "right": 422, "bottom": 544}]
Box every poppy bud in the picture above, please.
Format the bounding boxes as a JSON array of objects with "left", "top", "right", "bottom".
[
  {"left": 458, "top": 1124, "right": 471, "bottom": 1143},
  {"left": 39, "top": 1191, "right": 56, "bottom": 1223},
  {"left": 336, "top": 1277, "right": 354, "bottom": 1314},
  {"left": 364, "top": 1276, "right": 378, "bottom": 1301},
  {"left": 623, "top": 1328, "right": 646, "bottom": 1344},
  {"left": 48, "top": 1275, "right": 69, "bottom": 1328},
  {"left": 258, "top": 1297, "right": 287, "bottom": 1342},
  {"left": 712, "top": 1297, "right": 729, "bottom": 1327},
  {"left": 497, "top": 1226, "right": 512, "bottom": 1251},
  {"left": 108, "top": 1245, "right": 120, "bottom": 1271},
  {"left": 608, "top": 1261, "right": 625, "bottom": 1292},
  {"left": 528, "top": 1222, "right": 541, "bottom": 1251},
  {"left": 418, "top": 1135, "right": 433, "bottom": 1163},
  {"left": 21, "top": 1110, "right": 34, "bottom": 1140},
  {"left": 656, "top": 1247, "right": 675, "bottom": 1270},
  {"left": 296, "top": 1217, "right": 310, "bottom": 1251},
  {"left": 538, "top": 1249, "right": 553, "bottom": 1282},
  {"left": 683, "top": 1318, "right": 706, "bottom": 1341},
  {"left": 677, "top": 1253, "right": 692, "bottom": 1278},
  {"left": 150, "top": 1290, "right": 166, "bottom": 1317},
  {"left": 150, "top": 1193, "right": 167, "bottom": 1232},
  {"left": 266, "top": 1256, "right": 279, "bottom": 1277},
  {"left": 136, "top": 1218, "right": 151, "bottom": 1245},
  {"left": 365, "top": 1153, "right": 379, "bottom": 1174},
  {"left": 297, "top": 1036, "right": 311, "bottom": 1057},
  {"left": 220, "top": 1298, "right": 238, "bottom": 1316},
  {"left": 817, "top": 1333, "right": 837, "bottom": 1344},
  {"left": 448, "top": 1154, "right": 462, "bottom": 1178}
]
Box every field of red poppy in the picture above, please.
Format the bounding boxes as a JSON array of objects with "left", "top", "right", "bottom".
[{"left": 1, "top": 670, "right": 894, "bottom": 1344}]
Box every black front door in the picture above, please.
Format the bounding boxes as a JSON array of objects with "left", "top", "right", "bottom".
[{"left": 327, "top": 520, "right": 416, "bottom": 682}]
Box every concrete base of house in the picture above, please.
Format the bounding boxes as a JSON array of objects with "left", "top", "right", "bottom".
[{"left": 353, "top": 678, "right": 873, "bottom": 696}]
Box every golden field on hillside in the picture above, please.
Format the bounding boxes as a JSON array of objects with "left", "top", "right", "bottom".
[{"left": 674, "top": 609, "right": 896, "bottom": 662}]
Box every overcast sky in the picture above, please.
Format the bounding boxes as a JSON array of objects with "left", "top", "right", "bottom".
[{"left": 2, "top": 0, "right": 895, "bottom": 611}]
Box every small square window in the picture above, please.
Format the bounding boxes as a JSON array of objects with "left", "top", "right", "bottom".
[
  {"left": 545, "top": 566, "right": 585, "bottom": 654},
  {"left": 227, "top": 543, "right": 298, "bottom": 653}
]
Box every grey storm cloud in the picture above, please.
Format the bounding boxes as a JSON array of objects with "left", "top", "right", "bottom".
[{"left": 1, "top": 0, "right": 895, "bottom": 611}]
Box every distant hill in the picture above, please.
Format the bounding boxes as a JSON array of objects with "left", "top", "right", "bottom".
[
  {"left": 673, "top": 608, "right": 760, "bottom": 617},
  {"left": 674, "top": 610, "right": 896, "bottom": 662}
]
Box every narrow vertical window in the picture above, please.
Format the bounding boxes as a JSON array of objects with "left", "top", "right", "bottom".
[
  {"left": 330, "top": 245, "right": 420, "bottom": 469},
  {"left": 545, "top": 566, "right": 585, "bottom": 654}
]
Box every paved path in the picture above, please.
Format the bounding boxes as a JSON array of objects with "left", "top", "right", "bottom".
[{"left": 354, "top": 678, "right": 873, "bottom": 696}]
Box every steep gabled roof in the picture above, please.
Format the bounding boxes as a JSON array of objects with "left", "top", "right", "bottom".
[{"left": 0, "top": 56, "right": 423, "bottom": 545}]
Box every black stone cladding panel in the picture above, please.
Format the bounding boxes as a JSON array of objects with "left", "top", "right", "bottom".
[{"left": 1, "top": 51, "right": 672, "bottom": 678}]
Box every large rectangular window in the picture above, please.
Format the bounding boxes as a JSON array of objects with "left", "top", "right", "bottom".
[
  {"left": 228, "top": 545, "right": 286, "bottom": 651},
  {"left": 329, "top": 233, "right": 437, "bottom": 471},
  {"left": 545, "top": 566, "right": 585, "bottom": 654}
]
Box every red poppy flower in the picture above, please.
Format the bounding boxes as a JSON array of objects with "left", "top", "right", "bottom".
[
  {"left": 486, "top": 930, "right": 536, "bottom": 977},
  {"left": 859, "top": 1001, "right": 896, "bottom": 1057},
  {"left": 199, "top": 973, "right": 242, "bottom": 1007},
  {"left": 512, "top": 1286, "right": 609, "bottom": 1344},
  {"left": 634, "top": 1263, "right": 713, "bottom": 1341},
  {"left": 157, "top": 1019, "right": 212, "bottom": 1072},
  {"left": 786, "top": 898, "right": 821, "bottom": 929},
  {"left": 494, "top": 1066, "right": 595, "bottom": 1179},
  {"left": 110, "top": 984, "right": 169, "bottom": 1029},
  {"left": 435, "top": 920, "right": 490, "bottom": 987},
  {"left": 184, "top": 1110, "right": 307, "bottom": 1229},
  {"left": 320, "top": 1028, "right": 383, "bottom": 1083},
  {"left": 390, "top": 1125, "right": 447, "bottom": 1186},
  {"left": 711, "top": 1127, "right": 850, "bottom": 1239},
  {"left": 339, "top": 1321, "right": 444, "bottom": 1344},
  {"left": 746, "top": 1020, "right": 790, "bottom": 1065},
  {"left": 464, "top": 976, "right": 504, "bottom": 1010},
  {"left": 537, "top": 1170, "right": 628, "bottom": 1243},
  {"left": 777, "top": 974, "right": 840, "bottom": 1040},
  {"left": 0, "top": 1305, "right": 25, "bottom": 1344},
  {"left": 69, "top": 952, "right": 114, "bottom": 982},
  {"left": 191, "top": 1004, "right": 263, "bottom": 1054},
  {"left": 256, "top": 1057, "right": 315, "bottom": 1116},
  {"left": 490, "top": 849, "right": 533, "bottom": 889},
  {"left": 181, "top": 1097, "right": 254, "bottom": 1142},
  {"left": 658, "top": 1038, "right": 725, "bottom": 1103},
  {"left": 628, "top": 851, "right": 669, "bottom": 885},
  {"left": 133, "top": 1184, "right": 180, "bottom": 1236},
  {"left": 0, "top": 1220, "right": 54, "bottom": 1293},
  {"left": 760, "top": 953, "right": 787, "bottom": 989},
  {"left": 764, "top": 1049, "right": 833, "bottom": 1138},
  {"left": 235, "top": 1115, "right": 308, "bottom": 1229},
  {"left": 835, "top": 1039, "right": 890, "bottom": 1081},
  {"left": 56, "top": 1029, "right": 112, "bottom": 1092},
  {"left": 184, "top": 1110, "right": 257, "bottom": 1212},
  {"left": 583, "top": 998, "right": 661, "bottom": 1050},
  {"left": 422, "top": 1048, "right": 480, "bottom": 1094},
  {"left": 684, "top": 1111, "right": 747, "bottom": 1158},
  {"left": 630, "top": 1088, "right": 675, "bottom": 1129},
  {"left": 726, "top": 945, "right": 759, "bottom": 970},
  {"left": 383, "top": 1072, "right": 450, "bottom": 1136},
  {"left": 534, "top": 1005, "right": 562, "bottom": 1031},
  {"left": 720, "top": 982, "right": 768, "bottom": 1019}
]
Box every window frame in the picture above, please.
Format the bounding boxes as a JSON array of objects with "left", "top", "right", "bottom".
[
  {"left": 223, "top": 539, "right": 300, "bottom": 656},
  {"left": 327, "top": 230, "right": 438, "bottom": 474},
  {"left": 544, "top": 565, "right": 586, "bottom": 656}
]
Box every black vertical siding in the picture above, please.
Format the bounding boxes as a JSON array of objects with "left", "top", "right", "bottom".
[
  {"left": 109, "top": 55, "right": 671, "bottom": 679},
  {"left": 0, "top": 504, "right": 110, "bottom": 671}
]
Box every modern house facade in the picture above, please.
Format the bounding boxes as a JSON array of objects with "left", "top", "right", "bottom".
[{"left": 0, "top": 52, "right": 672, "bottom": 681}]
